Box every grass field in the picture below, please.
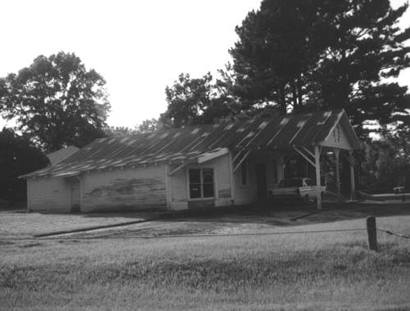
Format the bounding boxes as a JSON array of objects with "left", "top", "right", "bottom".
[{"left": 1, "top": 205, "right": 410, "bottom": 310}]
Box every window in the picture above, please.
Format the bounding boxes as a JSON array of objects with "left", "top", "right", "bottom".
[
  {"left": 189, "top": 168, "right": 215, "bottom": 199},
  {"left": 240, "top": 160, "right": 248, "bottom": 186}
]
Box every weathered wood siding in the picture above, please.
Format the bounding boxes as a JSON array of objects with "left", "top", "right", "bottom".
[
  {"left": 81, "top": 165, "right": 167, "bottom": 212},
  {"left": 233, "top": 159, "right": 257, "bottom": 205},
  {"left": 320, "top": 123, "right": 352, "bottom": 150},
  {"left": 27, "top": 177, "right": 71, "bottom": 212},
  {"left": 168, "top": 154, "right": 233, "bottom": 210}
]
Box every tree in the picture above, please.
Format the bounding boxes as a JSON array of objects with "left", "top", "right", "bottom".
[
  {"left": 231, "top": 0, "right": 326, "bottom": 113},
  {"left": 0, "top": 128, "right": 49, "bottom": 202},
  {"left": 105, "top": 126, "right": 138, "bottom": 136},
  {"left": 360, "top": 134, "right": 410, "bottom": 193},
  {"left": 313, "top": 0, "right": 410, "bottom": 137},
  {"left": 137, "top": 118, "right": 160, "bottom": 133},
  {"left": 230, "top": 0, "right": 410, "bottom": 137},
  {"left": 161, "top": 72, "right": 237, "bottom": 128},
  {"left": 0, "top": 52, "right": 110, "bottom": 152}
]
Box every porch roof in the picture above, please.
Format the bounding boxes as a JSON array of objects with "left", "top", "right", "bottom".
[{"left": 22, "top": 110, "right": 361, "bottom": 179}]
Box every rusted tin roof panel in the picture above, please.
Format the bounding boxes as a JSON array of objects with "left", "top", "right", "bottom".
[{"left": 22, "top": 110, "right": 360, "bottom": 178}]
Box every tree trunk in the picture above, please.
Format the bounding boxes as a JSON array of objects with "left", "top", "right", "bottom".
[
  {"left": 278, "top": 83, "right": 287, "bottom": 113},
  {"left": 292, "top": 79, "right": 298, "bottom": 110},
  {"left": 297, "top": 75, "right": 303, "bottom": 108}
]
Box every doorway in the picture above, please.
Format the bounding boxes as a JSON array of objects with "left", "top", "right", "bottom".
[
  {"left": 70, "top": 179, "right": 81, "bottom": 213},
  {"left": 255, "top": 163, "right": 267, "bottom": 199}
]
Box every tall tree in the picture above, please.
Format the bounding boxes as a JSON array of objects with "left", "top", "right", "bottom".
[
  {"left": 0, "top": 52, "right": 110, "bottom": 151},
  {"left": 230, "top": 0, "right": 410, "bottom": 137},
  {"left": 161, "top": 72, "right": 235, "bottom": 127},
  {"left": 0, "top": 128, "right": 48, "bottom": 202},
  {"left": 313, "top": 0, "right": 410, "bottom": 136}
]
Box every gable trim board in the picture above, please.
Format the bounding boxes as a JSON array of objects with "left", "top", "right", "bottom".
[{"left": 23, "top": 110, "right": 361, "bottom": 213}]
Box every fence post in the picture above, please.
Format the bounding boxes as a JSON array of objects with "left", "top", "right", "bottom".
[{"left": 366, "top": 216, "right": 378, "bottom": 252}]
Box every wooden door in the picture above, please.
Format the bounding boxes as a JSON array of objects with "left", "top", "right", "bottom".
[{"left": 70, "top": 180, "right": 81, "bottom": 213}]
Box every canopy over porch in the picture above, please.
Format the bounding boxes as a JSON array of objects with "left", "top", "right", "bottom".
[{"left": 230, "top": 110, "right": 361, "bottom": 209}]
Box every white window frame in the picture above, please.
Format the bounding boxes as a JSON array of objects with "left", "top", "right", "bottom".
[{"left": 187, "top": 167, "right": 215, "bottom": 200}]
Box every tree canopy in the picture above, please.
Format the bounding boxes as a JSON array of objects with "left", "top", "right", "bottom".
[
  {"left": 161, "top": 71, "right": 239, "bottom": 128},
  {"left": 0, "top": 52, "right": 110, "bottom": 152},
  {"left": 0, "top": 128, "right": 49, "bottom": 201},
  {"left": 230, "top": 0, "right": 410, "bottom": 137}
]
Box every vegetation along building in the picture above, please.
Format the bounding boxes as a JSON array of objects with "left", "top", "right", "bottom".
[{"left": 21, "top": 110, "right": 361, "bottom": 213}]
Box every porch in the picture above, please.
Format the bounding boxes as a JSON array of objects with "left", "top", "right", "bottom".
[
  {"left": 234, "top": 147, "right": 357, "bottom": 209},
  {"left": 231, "top": 111, "right": 361, "bottom": 209}
]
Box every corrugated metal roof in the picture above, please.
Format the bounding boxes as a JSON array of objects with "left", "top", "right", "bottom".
[
  {"left": 23, "top": 110, "right": 360, "bottom": 178},
  {"left": 46, "top": 145, "right": 79, "bottom": 166}
]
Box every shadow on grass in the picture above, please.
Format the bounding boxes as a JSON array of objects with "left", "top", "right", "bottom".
[
  {"left": 156, "top": 202, "right": 410, "bottom": 228},
  {"left": 29, "top": 201, "right": 410, "bottom": 232}
]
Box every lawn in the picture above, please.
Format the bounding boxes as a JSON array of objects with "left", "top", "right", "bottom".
[
  {"left": 0, "top": 210, "right": 156, "bottom": 238},
  {"left": 1, "top": 205, "right": 410, "bottom": 310}
]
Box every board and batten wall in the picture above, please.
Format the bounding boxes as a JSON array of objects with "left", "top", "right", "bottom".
[
  {"left": 81, "top": 165, "right": 167, "bottom": 212},
  {"left": 168, "top": 154, "right": 233, "bottom": 210},
  {"left": 27, "top": 177, "right": 71, "bottom": 212}
]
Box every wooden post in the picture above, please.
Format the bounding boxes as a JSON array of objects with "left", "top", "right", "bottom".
[
  {"left": 366, "top": 216, "right": 378, "bottom": 252},
  {"left": 349, "top": 150, "right": 356, "bottom": 200},
  {"left": 315, "top": 145, "right": 322, "bottom": 210},
  {"left": 278, "top": 154, "right": 285, "bottom": 182},
  {"left": 334, "top": 148, "right": 341, "bottom": 199}
]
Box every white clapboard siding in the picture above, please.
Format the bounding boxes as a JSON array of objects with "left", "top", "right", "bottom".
[
  {"left": 81, "top": 165, "right": 167, "bottom": 212},
  {"left": 28, "top": 177, "right": 71, "bottom": 212}
]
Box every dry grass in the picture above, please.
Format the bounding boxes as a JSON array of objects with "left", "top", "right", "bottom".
[{"left": 1, "top": 206, "right": 410, "bottom": 310}]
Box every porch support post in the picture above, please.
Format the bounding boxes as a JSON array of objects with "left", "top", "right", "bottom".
[
  {"left": 349, "top": 150, "right": 356, "bottom": 200},
  {"left": 278, "top": 154, "right": 285, "bottom": 181},
  {"left": 314, "top": 145, "right": 322, "bottom": 209},
  {"left": 334, "top": 148, "right": 341, "bottom": 198}
]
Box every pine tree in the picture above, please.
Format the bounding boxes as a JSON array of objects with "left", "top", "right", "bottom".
[{"left": 230, "top": 0, "right": 410, "bottom": 137}]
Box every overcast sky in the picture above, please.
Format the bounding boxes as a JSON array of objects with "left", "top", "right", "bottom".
[{"left": 0, "top": 0, "right": 409, "bottom": 129}]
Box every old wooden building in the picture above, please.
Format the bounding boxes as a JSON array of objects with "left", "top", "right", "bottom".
[{"left": 22, "top": 110, "right": 361, "bottom": 213}]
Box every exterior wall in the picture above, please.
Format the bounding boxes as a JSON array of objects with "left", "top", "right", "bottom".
[
  {"left": 168, "top": 154, "right": 233, "bottom": 210},
  {"left": 27, "top": 177, "right": 71, "bottom": 212},
  {"left": 27, "top": 151, "right": 291, "bottom": 213},
  {"left": 232, "top": 159, "right": 257, "bottom": 205},
  {"left": 81, "top": 165, "right": 167, "bottom": 212},
  {"left": 232, "top": 151, "right": 283, "bottom": 205},
  {"left": 320, "top": 123, "right": 352, "bottom": 150}
]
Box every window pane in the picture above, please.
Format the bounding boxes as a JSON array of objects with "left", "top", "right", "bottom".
[
  {"left": 190, "top": 184, "right": 201, "bottom": 198},
  {"left": 189, "top": 169, "right": 201, "bottom": 184},
  {"left": 203, "top": 183, "right": 214, "bottom": 198},
  {"left": 202, "top": 168, "right": 214, "bottom": 184}
]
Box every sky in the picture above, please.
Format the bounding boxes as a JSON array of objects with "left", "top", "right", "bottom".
[{"left": 0, "top": 0, "right": 409, "bottom": 129}]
